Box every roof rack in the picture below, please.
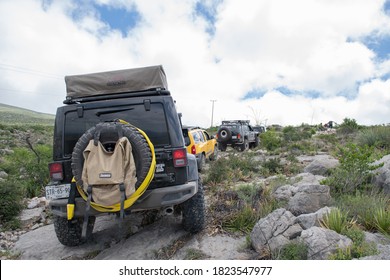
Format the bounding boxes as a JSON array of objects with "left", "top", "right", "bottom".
[
  {"left": 221, "top": 120, "right": 250, "bottom": 125},
  {"left": 182, "top": 125, "right": 202, "bottom": 130},
  {"left": 63, "top": 88, "right": 170, "bottom": 104}
]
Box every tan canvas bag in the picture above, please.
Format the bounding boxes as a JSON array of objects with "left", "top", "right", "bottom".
[{"left": 81, "top": 137, "right": 136, "bottom": 206}]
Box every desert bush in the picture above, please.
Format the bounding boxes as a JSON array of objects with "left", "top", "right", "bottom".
[
  {"left": 220, "top": 183, "right": 280, "bottom": 234},
  {"left": 204, "top": 153, "right": 259, "bottom": 185},
  {"left": 329, "top": 227, "right": 378, "bottom": 260},
  {"left": 335, "top": 193, "right": 389, "bottom": 231},
  {"left": 323, "top": 143, "right": 380, "bottom": 195},
  {"left": 260, "top": 129, "right": 282, "bottom": 151},
  {"left": 223, "top": 205, "right": 260, "bottom": 233},
  {"left": 236, "top": 183, "right": 261, "bottom": 206},
  {"left": 0, "top": 181, "right": 23, "bottom": 229},
  {"left": 0, "top": 145, "right": 52, "bottom": 197},
  {"left": 261, "top": 157, "right": 283, "bottom": 175},
  {"left": 282, "top": 125, "right": 314, "bottom": 143},
  {"left": 337, "top": 117, "right": 360, "bottom": 135},
  {"left": 357, "top": 126, "right": 390, "bottom": 152},
  {"left": 275, "top": 242, "right": 308, "bottom": 260}
]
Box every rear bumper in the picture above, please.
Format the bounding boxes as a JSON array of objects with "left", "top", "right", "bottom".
[{"left": 49, "top": 180, "right": 198, "bottom": 218}]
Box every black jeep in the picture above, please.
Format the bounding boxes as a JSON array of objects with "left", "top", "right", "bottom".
[
  {"left": 45, "top": 65, "right": 205, "bottom": 246},
  {"left": 216, "top": 120, "right": 259, "bottom": 152}
]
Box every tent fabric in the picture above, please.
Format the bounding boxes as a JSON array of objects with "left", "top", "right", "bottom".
[
  {"left": 81, "top": 137, "right": 137, "bottom": 206},
  {"left": 65, "top": 65, "right": 168, "bottom": 98}
]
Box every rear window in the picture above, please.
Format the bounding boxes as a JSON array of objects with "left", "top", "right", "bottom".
[{"left": 63, "top": 103, "right": 170, "bottom": 155}]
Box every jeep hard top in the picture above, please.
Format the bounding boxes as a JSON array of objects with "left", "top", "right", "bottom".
[
  {"left": 216, "top": 120, "right": 259, "bottom": 151},
  {"left": 46, "top": 65, "right": 205, "bottom": 246}
]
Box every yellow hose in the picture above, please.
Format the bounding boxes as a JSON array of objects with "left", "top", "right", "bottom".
[{"left": 75, "top": 121, "right": 156, "bottom": 212}]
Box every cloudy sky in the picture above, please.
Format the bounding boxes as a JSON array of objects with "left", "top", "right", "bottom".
[{"left": 1, "top": 0, "right": 390, "bottom": 128}]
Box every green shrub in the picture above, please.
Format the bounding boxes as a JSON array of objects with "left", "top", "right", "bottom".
[
  {"left": 337, "top": 118, "right": 360, "bottom": 135},
  {"left": 223, "top": 205, "right": 260, "bottom": 233},
  {"left": 323, "top": 143, "right": 380, "bottom": 195},
  {"left": 262, "top": 157, "right": 283, "bottom": 175},
  {"left": 204, "top": 154, "right": 259, "bottom": 185},
  {"left": 0, "top": 181, "right": 24, "bottom": 228},
  {"left": 276, "top": 242, "right": 308, "bottom": 260},
  {"left": 357, "top": 126, "right": 390, "bottom": 151},
  {"left": 260, "top": 130, "right": 282, "bottom": 151},
  {"left": 335, "top": 193, "right": 388, "bottom": 231},
  {"left": 236, "top": 184, "right": 261, "bottom": 206},
  {"left": 0, "top": 145, "right": 52, "bottom": 197},
  {"left": 282, "top": 125, "right": 313, "bottom": 143},
  {"left": 329, "top": 227, "right": 378, "bottom": 260}
]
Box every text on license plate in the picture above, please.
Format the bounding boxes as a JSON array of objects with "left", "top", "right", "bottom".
[{"left": 45, "top": 184, "right": 71, "bottom": 200}]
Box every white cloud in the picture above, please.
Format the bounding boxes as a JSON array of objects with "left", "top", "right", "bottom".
[{"left": 0, "top": 0, "right": 389, "bottom": 128}]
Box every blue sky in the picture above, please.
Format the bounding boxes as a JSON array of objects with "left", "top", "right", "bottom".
[
  {"left": 93, "top": 2, "right": 141, "bottom": 36},
  {"left": 1, "top": 0, "right": 390, "bottom": 127}
]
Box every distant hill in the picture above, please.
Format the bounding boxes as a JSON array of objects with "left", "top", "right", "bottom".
[{"left": 0, "top": 103, "right": 55, "bottom": 126}]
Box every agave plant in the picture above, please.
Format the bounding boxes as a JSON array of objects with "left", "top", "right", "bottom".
[{"left": 320, "top": 208, "right": 356, "bottom": 234}]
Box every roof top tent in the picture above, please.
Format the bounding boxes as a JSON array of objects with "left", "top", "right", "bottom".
[{"left": 64, "top": 65, "right": 168, "bottom": 103}]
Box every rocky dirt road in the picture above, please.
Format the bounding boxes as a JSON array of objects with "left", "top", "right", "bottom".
[{"left": 11, "top": 210, "right": 254, "bottom": 260}]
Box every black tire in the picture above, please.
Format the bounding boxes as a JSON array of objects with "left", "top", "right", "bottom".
[
  {"left": 209, "top": 145, "right": 218, "bottom": 161},
  {"left": 181, "top": 181, "right": 205, "bottom": 233},
  {"left": 240, "top": 139, "right": 249, "bottom": 152},
  {"left": 53, "top": 216, "right": 96, "bottom": 246},
  {"left": 218, "top": 142, "right": 227, "bottom": 152},
  {"left": 253, "top": 136, "right": 260, "bottom": 148},
  {"left": 197, "top": 153, "right": 206, "bottom": 172},
  {"left": 217, "top": 126, "right": 232, "bottom": 143},
  {"left": 71, "top": 122, "right": 153, "bottom": 190}
]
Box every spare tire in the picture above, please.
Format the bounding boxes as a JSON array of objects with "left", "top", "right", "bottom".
[
  {"left": 217, "top": 126, "right": 232, "bottom": 143},
  {"left": 71, "top": 122, "right": 153, "bottom": 191}
]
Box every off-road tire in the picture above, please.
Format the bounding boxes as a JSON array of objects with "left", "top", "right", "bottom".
[
  {"left": 71, "top": 122, "right": 153, "bottom": 190},
  {"left": 209, "top": 145, "right": 218, "bottom": 161},
  {"left": 218, "top": 142, "right": 227, "bottom": 152},
  {"left": 53, "top": 216, "right": 96, "bottom": 246},
  {"left": 181, "top": 181, "right": 205, "bottom": 233},
  {"left": 240, "top": 139, "right": 249, "bottom": 152},
  {"left": 253, "top": 136, "right": 259, "bottom": 148},
  {"left": 217, "top": 126, "right": 232, "bottom": 143},
  {"left": 197, "top": 153, "right": 206, "bottom": 172}
]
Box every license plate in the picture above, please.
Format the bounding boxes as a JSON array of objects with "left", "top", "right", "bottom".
[
  {"left": 232, "top": 136, "right": 237, "bottom": 139},
  {"left": 45, "top": 184, "right": 71, "bottom": 200}
]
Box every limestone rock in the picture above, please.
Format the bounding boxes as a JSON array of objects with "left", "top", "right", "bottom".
[
  {"left": 287, "top": 184, "right": 331, "bottom": 216},
  {"left": 299, "top": 227, "right": 352, "bottom": 260},
  {"left": 251, "top": 208, "right": 303, "bottom": 254},
  {"left": 303, "top": 155, "right": 339, "bottom": 176}
]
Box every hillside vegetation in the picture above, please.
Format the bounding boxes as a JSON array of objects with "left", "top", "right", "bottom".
[
  {"left": 0, "top": 104, "right": 54, "bottom": 229},
  {"left": 0, "top": 103, "right": 54, "bottom": 126}
]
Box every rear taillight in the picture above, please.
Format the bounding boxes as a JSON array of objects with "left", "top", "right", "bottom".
[
  {"left": 191, "top": 145, "right": 196, "bottom": 155},
  {"left": 172, "top": 148, "right": 187, "bottom": 167},
  {"left": 49, "top": 162, "right": 63, "bottom": 181},
  {"left": 237, "top": 133, "right": 241, "bottom": 139}
]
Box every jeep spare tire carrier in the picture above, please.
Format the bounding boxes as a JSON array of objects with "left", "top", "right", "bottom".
[
  {"left": 71, "top": 121, "right": 155, "bottom": 212},
  {"left": 217, "top": 126, "right": 232, "bottom": 142}
]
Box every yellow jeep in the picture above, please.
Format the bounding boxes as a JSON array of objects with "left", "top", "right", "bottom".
[{"left": 182, "top": 126, "right": 218, "bottom": 171}]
